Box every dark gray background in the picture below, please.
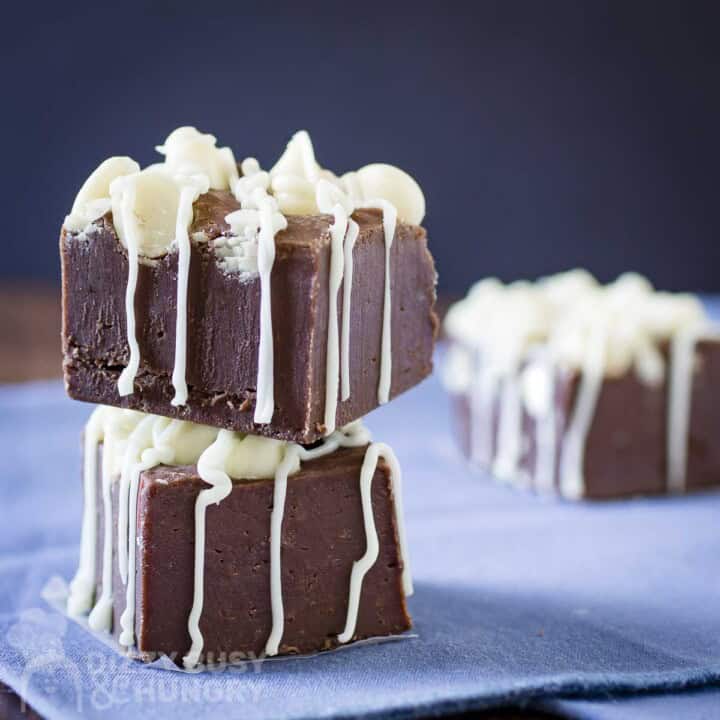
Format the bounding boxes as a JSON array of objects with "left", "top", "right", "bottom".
[{"left": 2, "top": 0, "right": 718, "bottom": 292}]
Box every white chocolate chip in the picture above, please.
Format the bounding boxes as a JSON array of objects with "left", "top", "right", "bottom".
[
  {"left": 156, "top": 126, "right": 238, "bottom": 190},
  {"left": 350, "top": 163, "right": 426, "bottom": 225},
  {"left": 65, "top": 157, "right": 140, "bottom": 232},
  {"left": 110, "top": 169, "right": 209, "bottom": 258}
]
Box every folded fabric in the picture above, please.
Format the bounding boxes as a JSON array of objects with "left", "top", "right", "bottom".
[{"left": 1, "top": 323, "right": 720, "bottom": 720}]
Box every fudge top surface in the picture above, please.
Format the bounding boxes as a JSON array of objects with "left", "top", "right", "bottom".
[
  {"left": 67, "top": 196, "right": 414, "bottom": 254},
  {"left": 63, "top": 127, "right": 426, "bottom": 262}
]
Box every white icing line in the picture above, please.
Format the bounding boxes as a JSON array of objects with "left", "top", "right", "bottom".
[
  {"left": 170, "top": 184, "right": 196, "bottom": 407},
  {"left": 492, "top": 371, "right": 523, "bottom": 482},
  {"left": 119, "top": 440, "right": 173, "bottom": 648},
  {"left": 667, "top": 328, "right": 700, "bottom": 493},
  {"left": 377, "top": 201, "right": 397, "bottom": 404},
  {"left": 534, "top": 361, "right": 557, "bottom": 493},
  {"left": 264, "top": 445, "right": 301, "bottom": 656},
  {"left": 338, "top": 443, "right": 381, "bottom": 644},
  {"left": 118, "top": 417, "right": 174, "bottom": 647},
  {"left": 340, "top": 220, "right": 359, "bottom": 401},
  {"left": 323, "top": 206, "right": 348, "bottom": 434},
  {"left": 359, "top": 200, "right": 397, "bottom": 405},
  {"left": 183, "top": 430, "right": 235, "bottom": 669},
  {"left": 559, "top": 325, "right": 607, "bottom": 499},
  {"left": 67, "top": 409, "right": 102, "bottom": 617},
  {"left": 117, "top": 416, "right": 157, "bottom": 585},
  {"left": 87, "top": 432, "right": 115, "bottom": 632},
  {"left": 254, "top": 198, "right": 277, "bottom": 424},
  {"left": 117, "top": 182, "right": 141, "bottom": 397}
]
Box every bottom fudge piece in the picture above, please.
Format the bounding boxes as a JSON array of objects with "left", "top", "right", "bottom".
[{"left": 67, "top": 409, "right": 412, "bottom": 666}]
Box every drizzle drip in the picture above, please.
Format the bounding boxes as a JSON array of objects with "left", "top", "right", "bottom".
[
  {"left": 116, "top": 182, "right": 141, "bottom": 397},
  {"left": 533, "top": 359, "right": 557, "bottom": 493},
  {"left": 322, "top": 204, "right": 348, "bottom": 434},
  {"left": 338, "top": 442, "right": 410, "bottom": 644},
  {"left": 361, "top": 200, "right": 397, "bottom": 405},
  {"left": 667, "top": 328, "right": 700, "bottom": 493},
  {"left": 66, "top": 410, "right": 103, "bottom": 616},
  {"left": 340, "top": 220, "right": 359, "bottom": 401},
  {"left": 227, "top": 165, "right": 287, "bottom": 425},
  {"left": 254, "top": 197, "right": 279, "bottom": 424},
  {"left": 557, "top": 325, "right": 607, "bottom": 499},
  {"left": 118, "top": 418, "right": 175, "bottom": 648},
  {"left": 171, "top": 178, "right": 209, "bottom": 406},
  {"left": 86, "top": 426, "right": 117, "bottom": 632},
  {"left": 183, "top": 430, "right": 236, "bottom": 669},
  {"left": 492, "top": 370, "right": 523, "bottom": 482}
]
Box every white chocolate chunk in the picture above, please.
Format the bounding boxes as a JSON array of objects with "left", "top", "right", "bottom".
[
  {"left": 65, "top": 157, "right": 140, "bottom": 231},
  {"left": 156, "top": 126, "right": 238, "bottom": 190},
  {"left": 110, "top": 169, "right": 209, "bottom": 258},
  {"left": 225, "top": 434, "right": 299, "bottom": 479},
  {"left": 270, "top": 130, "right": 324, "bottom": 183},
  {"left": 269, "top": 131, "right": 337, "bottom": 214},
  {"left": 345, "top": 163, "right": 426, "bottom": 225}
]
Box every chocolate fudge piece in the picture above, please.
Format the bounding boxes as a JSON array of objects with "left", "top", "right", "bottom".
[
  {"left": 61, "top": 193, "right": 438, "bottom": 443},
  {"left": 450, "top": 339, "right": 720, "bottom": 500},
  {"left": 93, "top": 444, "right": 411, "bottom": 662}
]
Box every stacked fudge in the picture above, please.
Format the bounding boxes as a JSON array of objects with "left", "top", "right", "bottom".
[
  {"left": 443, "top": 271, "right": 720, "bottom": 500},
  {"left": 60, "top": 128, "right": 437, "bottom": 667}
]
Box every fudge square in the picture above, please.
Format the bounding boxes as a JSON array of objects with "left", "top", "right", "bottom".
[
  {"left": 106, "top": 445, "right": 410, "bottom": 663},
  {"left": 443, "top": 270, "right": 720, "bottom": 500},
  {"left": 61, "top": 129, "right": 438, "bottom": 444}
]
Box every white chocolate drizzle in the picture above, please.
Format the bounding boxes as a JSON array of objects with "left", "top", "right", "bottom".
[
  {"left": 341, "top": 220, "right": 360, "bottom": 401},
  {"left": 66, "top": 409, "right": 105, "bottom": 616},
  {"left": 171, "top": 177, "right": 211, "bottom": 407},
  {"left": 115, "top": 180, "right": 141, "bottom": 397},
  {"left": 557, "top": 325, "right": 607, "bottom": 499},
  {"left": 443, "top": 271, "right": 713, "bottom": 498},
  {"left": 183, "top": 430, "right": 236, "bottom": 669},
  {"left": 338, "top": 441, "right": 411, "bottom": 644},
  {"left": 86, "top": 425, "right": 117, "bottom": 632},
  {"left": 227, "top": 161, "right": 288, "bottom": 424},
  {"left": 369, "top": 200, "right": 398, "bottom": 405},
  {"left": 521, "top": 356, "right": 557, "bottom": 493},
  {"left": 492, "top": 369, "right": 523, "bottom": 482},
  {"left": 67, "top": 407, "right": 146, "bottom": 623},
  {"left": 666, "top": 326, "right": 718, "bottom": 492}
]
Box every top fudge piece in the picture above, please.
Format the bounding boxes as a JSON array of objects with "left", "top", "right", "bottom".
[
  {"left": 443, "top": 270, "right": 720, "bottom": 499},
  {"left": 61, "top": 129, "right": 438, "bottom": 442}
]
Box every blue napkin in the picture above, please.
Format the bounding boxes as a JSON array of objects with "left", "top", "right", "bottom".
[{"left": 1, "top": 317, "right": 720, "bottom": 719}]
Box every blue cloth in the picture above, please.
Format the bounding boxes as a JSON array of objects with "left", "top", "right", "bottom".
[{"left": 1, "top": 321, "right": 720, "bottom": 719}]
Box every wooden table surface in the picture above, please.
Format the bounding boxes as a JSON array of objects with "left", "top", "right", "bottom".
[{"left": 0, "top": 285, "right": 63, "bottom": 383}]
